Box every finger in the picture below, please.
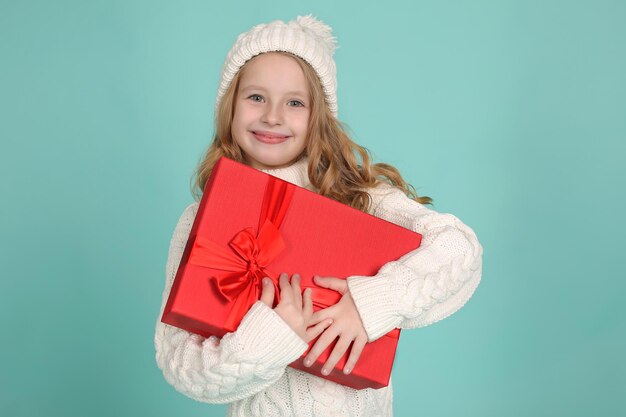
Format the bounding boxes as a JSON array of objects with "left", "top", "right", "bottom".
[
  {"left": 310, "top": 306, "right": 335, "bottom": 325},
  {"left": 343, "top": 335, "right": 368, "bottom": 375},
  {"left": 321, "top": 336, "right": 353, "bottom": 376},
  {"left": 305, "top": 318, "right": 333, "bottom": 343},
  {"left": 303, "top": 326, "right": 338, "bottom": 368},
  {"left": 292, "top": 274, "right": 302, "bottom": 310},
  {"left": 314, "top": 275, "right": 348, "bottom": 294},
  {"left": 259, "top": 278, "right": 275, "bottom": 307},
  {"left": 302, "top": 288, "right": 313, "bottom": 319},
  {"left": 278, "top": 273, "right": 291, "bottom": 302}
]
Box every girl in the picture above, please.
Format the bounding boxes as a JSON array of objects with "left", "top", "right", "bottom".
[{"left": 155, "top": 15, "right": 482, "bottom": 417}]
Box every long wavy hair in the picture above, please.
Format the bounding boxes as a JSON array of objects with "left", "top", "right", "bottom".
[{"left": 192, "top": 52, "right": 432, "bottom": 212}]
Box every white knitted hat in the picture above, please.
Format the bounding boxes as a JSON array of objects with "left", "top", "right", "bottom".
[{"left": 215, "top": 15, "right": 339, "bottom": 117}]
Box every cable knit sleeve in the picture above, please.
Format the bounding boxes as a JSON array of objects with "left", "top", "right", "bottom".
[
  {"left": 346, "top": 186, "right": 483, "bottom": 342},
  {"left": 154, "top": 203, "right": 308, "bottom": 404}
]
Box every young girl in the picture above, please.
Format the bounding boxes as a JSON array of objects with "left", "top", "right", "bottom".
[{"left": 155, "top": 15, "right": 482, "bottom": 417}]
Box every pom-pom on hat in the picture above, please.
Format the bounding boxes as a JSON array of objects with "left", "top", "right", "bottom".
[{"left": 215, "top": 15, "right": 339, "bottom": 117}]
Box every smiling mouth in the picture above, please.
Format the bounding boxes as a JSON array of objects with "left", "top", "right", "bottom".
[{"left": 252, "top": 131, "right": 290, "bottom": 144}]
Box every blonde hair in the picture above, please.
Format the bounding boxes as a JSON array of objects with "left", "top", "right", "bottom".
[{"left": 192, "top": 52, "right": 432, "bottom": 212}]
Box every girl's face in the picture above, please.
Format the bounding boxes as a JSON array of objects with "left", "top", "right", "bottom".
[{"left": 231, "top": 52, "right": 310, "bottom": 170}]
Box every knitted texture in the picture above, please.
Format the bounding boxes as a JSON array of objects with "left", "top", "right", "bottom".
[
  {"left": 215, "top": 15, "right": 339, "bottom": 117},
  {"left": 154, "top": 159, "right": 483, "bottom": 416}
]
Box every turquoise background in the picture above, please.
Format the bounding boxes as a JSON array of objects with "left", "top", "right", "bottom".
[{"left": 1, "top": 0, "right": 624, "bottom": 416}]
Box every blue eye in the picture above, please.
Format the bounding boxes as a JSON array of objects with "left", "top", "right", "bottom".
[
  {"left": 288, "top": 100, "right": 304, "bottom": 107},
  {"left": 248, "top": 94, "right": 264, "bottom": 102}
]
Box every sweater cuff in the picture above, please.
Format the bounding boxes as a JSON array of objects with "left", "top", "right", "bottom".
[
  {"left": 232, "top": 301, "right": 309, "bottom": 366},
  {"left": 347, "top": 272, "right": 403, "bottom": 342}
]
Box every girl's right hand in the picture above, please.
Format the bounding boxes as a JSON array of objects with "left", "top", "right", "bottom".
[{"left": 260, "top": 273, "right": 333, "bottom": 343}]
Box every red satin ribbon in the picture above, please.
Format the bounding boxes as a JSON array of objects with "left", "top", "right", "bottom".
[
  {"left": 302, "top": 285, "right": 342, "bottom": 310},
  {"left": 188, "top": 177, "right": 294, "bottom": 329}
]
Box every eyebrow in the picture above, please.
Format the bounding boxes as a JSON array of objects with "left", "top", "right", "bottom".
[{"left": 240, "top": 85, "right": 308, "bottom": 97}]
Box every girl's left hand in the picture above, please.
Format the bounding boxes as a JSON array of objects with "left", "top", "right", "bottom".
[{"left": 303, "top": 275, "right": 368, "bottom": 376}]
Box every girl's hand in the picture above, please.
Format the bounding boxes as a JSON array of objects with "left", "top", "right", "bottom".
[
  {"left": 303, "top": 276, "right": 368, "bottom": 376},
  {"left": 260, "top": 273, "right": 333, "bottom": 343}
]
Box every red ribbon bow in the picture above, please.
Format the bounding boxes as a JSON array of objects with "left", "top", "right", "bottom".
[
  {"left": 190, "top": 219, "right": 283, "bottom": 296},
  {"left": 188, "top": 177, "right": 294, "bottom": 329}
]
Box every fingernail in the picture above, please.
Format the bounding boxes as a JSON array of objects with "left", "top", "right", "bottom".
[
  {"left": 321, "top": 368, "right": 330, "bottom": 376},
  {"left": 343, "top": 367, "right": 351, "bottom": 375},
  {"left": 263, "top": 278, "right": 270, "bottom": 286},
  {"left": 304, "top": 358, "right": 312, "bottom": 367}
]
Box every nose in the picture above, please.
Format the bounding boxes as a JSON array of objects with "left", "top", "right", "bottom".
[{"left": 261, "top": 102, "right": 283, "bottom": 126}]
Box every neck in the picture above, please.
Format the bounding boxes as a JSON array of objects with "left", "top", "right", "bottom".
[{"left": 259, "top": 158, "right": 311, "bottom": 189}]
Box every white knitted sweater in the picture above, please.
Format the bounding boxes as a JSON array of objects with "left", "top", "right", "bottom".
[{"left": 154, "top": 159, "right": 483, "bottom": 417}]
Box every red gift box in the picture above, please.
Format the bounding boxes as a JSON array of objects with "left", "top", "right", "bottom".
[{"left": 161, "top": 157, "right": 422, "bottom": 389}]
